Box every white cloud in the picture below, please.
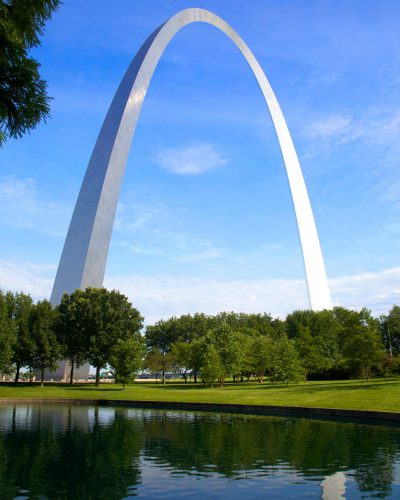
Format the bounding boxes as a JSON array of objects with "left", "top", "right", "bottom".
[
  {"left": 0, "top": 261, "right": 56, "bottom": 300},
  {"left": 305, "top": 115, "right": 359, "bottom": 143},
  {"left": 2, "top": 260, "right": 399, "bottom": 323},
  {"left": 154, "top": 143, "right": 228, "bottom": 175},
  {"left": 105, "top": 268, "right": 400, "bottom": 323},
  {"left": 0, "top": 176, "right": 70, "bottom": 236},
  {"left": 303, "top": 108, "right": 400, "bottom": 159}
]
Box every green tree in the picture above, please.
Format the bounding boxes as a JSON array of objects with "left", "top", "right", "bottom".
[
  {"left": 270, "top": 335, "right": 304, "bottom": 384},
  {"left": 380, "top": 306, "right": 400, "bottom": 356},
  {"left": 0, "top": 0, "right": 61, "bottom": 145},
  {"left": 249, "top": 334, "right": 274, "bottom": 383},
  {"left": 109, "top": 336, "right": 146, "bottom": 389},
  {"left": 71, "top": 288, "right": 143, "bottom": 386},
  {"left": 199, "top": 323, "right": 243, "bottom": 386},
  {"left": 286, "top": 309, "right": 341, "bottom": 377},
  {"left": 0, "top": 290, "right": 16, "bottom": 375},
  {"left": 343, "top": 328, "right": 386, "bottom": 381},
  {"left": 200, "top": 344, "right": 223, "bottom": 388},
  {"left": 145, "top": 313, "right": 213, "bottom": 354},
  {"left": 170, "top": 341, "right": 193, "bottom": 382},
  {"left": 11, "top": 292, "right": 34, "bottom": 382},
  {"left": 30, "top": 299, "right": 60, "bottom": 386},
  {"left": 144, "top": 348, "right": 175, "bottom": 384},
  {"left": 55, "top": 290, "right": 91, "bottom": 384}
]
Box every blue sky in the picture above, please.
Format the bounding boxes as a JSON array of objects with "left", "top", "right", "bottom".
[{"left": 1, "top": 0, "right": 400, "bottom": 322}]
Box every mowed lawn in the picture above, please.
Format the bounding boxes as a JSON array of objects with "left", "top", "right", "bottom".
[{"left": 0, "top": 377, "right": 399, "bottom": 412}]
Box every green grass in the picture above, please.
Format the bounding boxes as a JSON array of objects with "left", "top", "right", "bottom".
[{"left": 0, "top": 377, "right": 399, "bottom": 412}]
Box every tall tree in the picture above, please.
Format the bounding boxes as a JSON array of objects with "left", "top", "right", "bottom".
[
  {"left": 11, "top": 292, "right": 34, "bottom": 383},
  {"left": 55, "top": 290, "right": 91, "bottom": 384},
  {"left": 380, "top": 306, "right": 400, "bottom": 356},
  {"left": 286, "top": 309, "right": 341, "bottom": 377},
  {"left": 248, "top": 334, "right": 274, "bottom": 383},
  {"left": 74, "top": 288, "right": 143, "bottom": 386},
  {"left": 0, "top": 0, "right": 61, "bottom": 145},
  {"left": 270, "top": 335, "right": 304, "bottom": 384},
  {"left": 30, "top": 299, "right": 60, "bottom": 386},
  {"left": 0, "top": 290, "right": 16, "bottom": 375},
  {"left": 343, "top": 326, "right": 386, "bottom": 381}
]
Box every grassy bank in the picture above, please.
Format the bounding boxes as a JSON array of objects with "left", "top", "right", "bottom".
[{"left": 0, "top": 377, "right": 399, "bottom": 412}]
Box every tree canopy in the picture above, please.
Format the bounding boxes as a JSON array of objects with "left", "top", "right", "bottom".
[{"left": 0, "top": 0, "right": 61, "bottom": 145}]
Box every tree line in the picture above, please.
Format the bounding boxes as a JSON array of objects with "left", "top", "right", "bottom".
[
  {"left": 144, "top": 307, "right": 399, "bottom": 385},
  {"left": 0, "top": 288, "right": 144, "bottom": 386},
  {"left": 1, "top": 286, "right": 400, "bottom": 386}
]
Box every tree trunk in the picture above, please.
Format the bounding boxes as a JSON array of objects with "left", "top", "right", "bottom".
[
  {"left": 95, "top": 366, "right": 100, "bottom": 386},
  {"left": 14, "top": 363, "right": 20, "bottom": 384},
  {"left": 194, "top": 371, "right": 197, "bottom": 383},
  {"left": 122, "top": 383, "right": 125, "bottom": 390},
  {"left": 69, "top": 360, "right": 75, "bottom": 385},
  {"left": 40, "top": 367, "right": 44, "bottom": 387},
  {"left": 162, "top": 370, "right": 166, "bottom": 384}
]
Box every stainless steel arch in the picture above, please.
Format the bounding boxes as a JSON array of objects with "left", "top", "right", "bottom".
[{"left": 51, "top": 8, "right": 332, "bottom": 310}]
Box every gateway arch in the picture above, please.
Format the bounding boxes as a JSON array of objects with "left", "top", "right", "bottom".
[{"left": 51, "top": 8, "right": 332, "bottom": 311}]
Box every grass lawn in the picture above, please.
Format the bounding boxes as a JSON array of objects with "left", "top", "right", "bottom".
[{"left": 0, "top": 377, "right": 399, "bottom": 412}]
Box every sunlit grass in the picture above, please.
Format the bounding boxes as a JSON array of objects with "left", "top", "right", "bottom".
[{"left": 0, "top": 377, "right": 399, "bottom": 412}]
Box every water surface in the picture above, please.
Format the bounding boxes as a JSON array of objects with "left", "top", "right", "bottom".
[{"left": 0, "top": 403, "right": 399, "bottom": 499}]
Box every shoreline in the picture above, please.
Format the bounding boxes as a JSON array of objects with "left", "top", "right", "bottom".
[{"left": 1, "top": 397, "right": 399, "bottom": 423}]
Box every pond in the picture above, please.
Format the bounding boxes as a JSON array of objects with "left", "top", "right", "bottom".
[{"left": 0, "top": 403, "right": 399, "bottom": 499}]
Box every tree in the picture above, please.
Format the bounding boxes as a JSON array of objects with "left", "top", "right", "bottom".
[
  {"left": 56, "top": 290, "right": 91, "bottom": 384},
  {"left": 145, "top": 313, "right": 213, "bottom": 354},
  {"left": 30, "top": 299, "right": 60, "bottom": 386},
  {"left": 199, "top": 323, "right": 243, "bottom": 386},
  {"left": 170, "top": 341, "right": 193, "bottom": 382},
  {"left": 270, "top": 335, "right": 304, "bottom": 384},
  {"left": 11, "top": 292, "right": 34, "bottom": 383},
  {"left": 343, "top": 328, "right": 386, "bottom": 381},
  {"left": 0, "top": 289, "right": 16, "bottom": 375},
  {"left": 67, "top": 288, "right": 143, "bottom": 386},
  {"left": 109, "top": 336, "right": 146, "bottom": 389},
  {"left": 286, "top": 309, "right": 341, "bottom": 377},
  {"left": 248, "top": 334, "right": 274, "bottom": 383},
  {"left": 144, "top": 349, "right": 175, "bottom": 384},
  {"left": 0, "top": 0, "right": 61, "bottom": 145},
  {"left": 380, "top": 306, "right": 400, "bottom": 356},
  {"left": 200, "top": 344, "right": 223, "bottom": 388}
]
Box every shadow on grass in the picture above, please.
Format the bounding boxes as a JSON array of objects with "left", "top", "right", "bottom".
[{"left": 139, "top": 379, "right": 400, "bottom": 393}]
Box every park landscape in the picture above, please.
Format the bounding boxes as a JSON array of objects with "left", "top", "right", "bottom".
[{"left": 1, "top": 0, "right": 400, "bottom": 498}]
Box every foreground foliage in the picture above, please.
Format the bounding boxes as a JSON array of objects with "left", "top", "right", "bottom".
[{"left": 0, "top": 0, "right": 61, "bottom": 145}]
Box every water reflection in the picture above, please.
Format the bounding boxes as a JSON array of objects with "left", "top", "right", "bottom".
[{"left": 0, "top": 404, "right": 399, "bottom": 499}]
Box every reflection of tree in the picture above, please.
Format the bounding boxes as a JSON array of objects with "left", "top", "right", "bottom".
[
  {"left": 0, "top": 406, "right": 143, "bottom": 500},
  {"left": 0, "top": 405, "right": 399, "bottom": 498},
  {"left": 142, "top": 411, "right": 400, "bottom": 496}
]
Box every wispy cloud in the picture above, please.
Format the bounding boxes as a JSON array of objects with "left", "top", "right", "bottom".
[
  {"left": 0, "top": 261, "right": 56, "bottom": 300},
  {"left": 302, "top": 108, "right": 400, "bottom": 158},
  {"left": 1, "top": 259, "right": 399, "bottom": 323},
  {"left": 154, "top": 143, "right": 228, "bottom": 175},
  {"left": 0, "top": 176, "right": 70, "bottom": 236},
  {"left": 105, "top": 267, "right": 400, "bottom": 324}
]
